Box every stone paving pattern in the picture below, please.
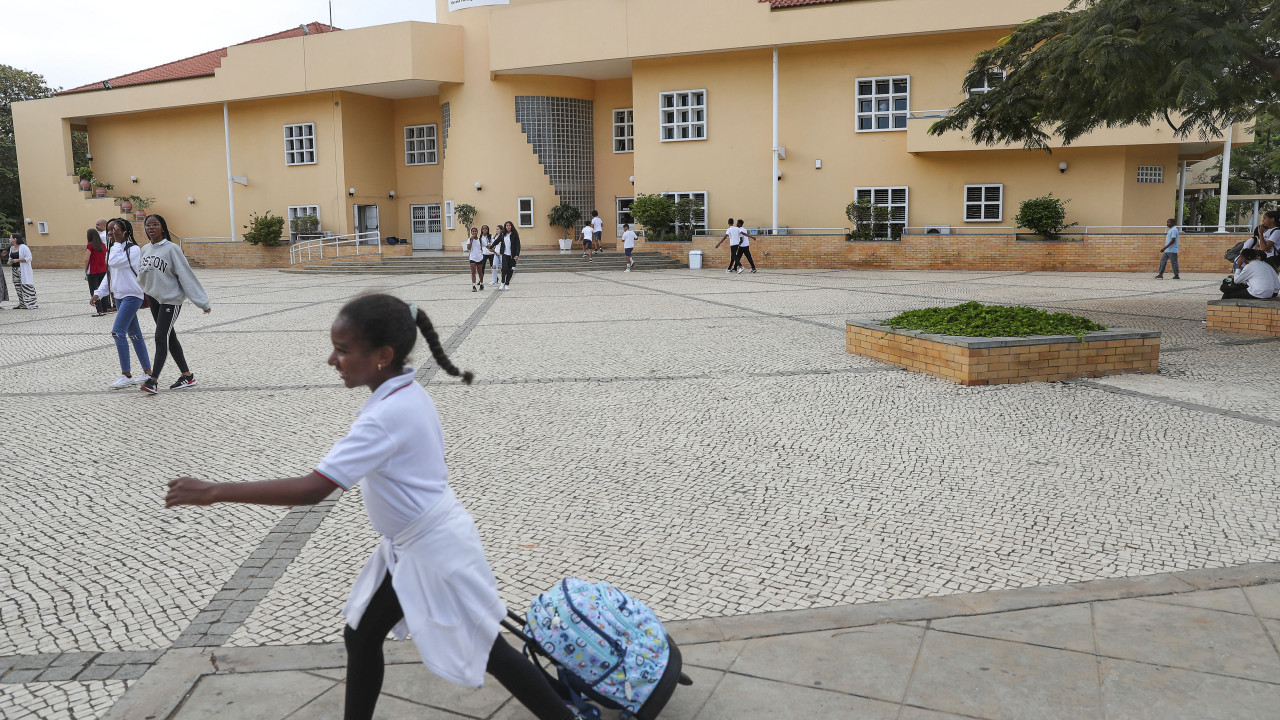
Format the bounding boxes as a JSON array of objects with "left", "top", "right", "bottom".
[{"left": 1, "top": 266, "right": 1277, "bottom": 717}]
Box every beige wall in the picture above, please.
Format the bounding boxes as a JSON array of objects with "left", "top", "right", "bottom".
[
  {"left": 594, "top": 78, "right": 635, "bottom": 242},
  {"left": 390, "top": 96, "right": 446, "bottom": 241}
]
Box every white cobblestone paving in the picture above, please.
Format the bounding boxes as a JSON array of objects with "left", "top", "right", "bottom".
[{"left": 2, "top": 267, "right": 1277, "bottom": 717}]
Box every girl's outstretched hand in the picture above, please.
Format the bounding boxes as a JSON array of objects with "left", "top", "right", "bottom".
[{"left": 166, "top": 477, "right": 216, "bottom": 507}]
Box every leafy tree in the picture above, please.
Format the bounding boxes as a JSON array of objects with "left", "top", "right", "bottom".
[
  {"left": 454, "top": 203, "right": 478, "bottom": 233},
  {"left": 672, "top": 197, "right": 702, "bottom": 241},
  {"left": 629, "top": 193, "right": 675, "bottom": 240},
  {"left": 930, "top": 0, "right": 1280, "bottom": 148},
  {"left": 1, "top": 65, "right": 56, "bottom": 226}
]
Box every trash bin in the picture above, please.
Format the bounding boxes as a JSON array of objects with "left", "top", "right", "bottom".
[{"left": 688, "top": 250, "right": 703, "bottom": 270}]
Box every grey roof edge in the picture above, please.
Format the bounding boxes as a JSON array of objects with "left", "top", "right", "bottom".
[{"left": 846, "top": 319, "right": 1160, "bottom": 349}]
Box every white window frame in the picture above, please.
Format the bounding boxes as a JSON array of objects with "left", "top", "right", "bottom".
[
  {"left": 613, "top": 109, "right": 634, "bottom": 153},
  {"left": 967, "top": 69, "right": 1006, "bottom": 97},
  {"left": 1137, "top": 165, "right": 1164, "bottom": 184},
  {"left": 287, "top": 205, "right": 321, "bottom": 241},
  {"left": 404, "top": 124, "right": 438, "bottom": 166},
  {"left": 616, "top": 197, "right": 634, "bottom": 236},
  {"left": 854, "top": 186, "right": 908, "bottom": 239},
  {"left": 661, "top": 191, "right": 708, "bottom": 236},
  {"left": 963, "top": 185, "right": 1003, "bottom": 223},
  {"left": 284, "top": 123, "right": 317, "bottom": 166},
  {"left": 517, "top": 197, "right": 534, "bottom": 228},
  {"left": 855, "top": 76, "right": 910, "bottom": 132},
  {"left": 659, "top": 90, "right": 707, "bottom": 142},
  {"left": 36, "top": 221, "right": 49, "bottom": 234},
  {"left": 444, "top": 200, "right": 455, "bottom": 230}
]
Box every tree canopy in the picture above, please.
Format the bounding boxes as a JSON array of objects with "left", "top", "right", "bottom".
[
  {"left": 1, "top": 64, "right": 56, "bottom": 233},
  {"left": 929, "top": 0, "right": 1280, "bottom": 149}
]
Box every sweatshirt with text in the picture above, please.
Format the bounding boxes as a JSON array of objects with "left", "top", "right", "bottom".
[{"left": 139, "top": 239, "right": 211, "bottom": 310}]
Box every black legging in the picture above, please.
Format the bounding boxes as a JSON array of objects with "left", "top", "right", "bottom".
[
  {"left": 88, "top": 273, "right": 109, "bottom": 313},
  {"left": 343, "top": 573, "right": 571, "bottom": 720},
  {"left": 737, "top": 246, "right": 756, "bottom": 271},
  {"left": 501, "top": 255, "right": 516, "bottom": 285},
  {"left": 148, "top": 300, "right": 190, "bottom": 379},
  {"left": 727, "top": 245, "right": 740, "bottom": 271}
]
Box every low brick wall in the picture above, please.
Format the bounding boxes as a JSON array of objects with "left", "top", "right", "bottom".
[
  {"left": 846, "top": 320, "right": 1160, "bottom": 385},
  {"left": 1206, "top": 299, "right": 1280, "bottom": 337},
  {"left": 642, "top": 232, "right": 1240, "bottom": 272},
  {"left": 23, "top": 240, "right": 413, "bottom": 270}
]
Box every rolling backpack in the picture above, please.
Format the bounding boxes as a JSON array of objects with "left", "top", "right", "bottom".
[{"left": 503, "top": 578, "right": 691, "bottom": 720}]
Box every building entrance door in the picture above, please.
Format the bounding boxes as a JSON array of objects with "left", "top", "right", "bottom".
[
  {"left": 353, "top": 205, "right": 380, "bottom": 244},
  {"left": 411, "top": 204, "right": 443, "bottom": 250}
]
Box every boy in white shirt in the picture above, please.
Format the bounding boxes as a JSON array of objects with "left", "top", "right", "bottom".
[
  {"left": 621, "top": 223, "right": 637, "bottom": 271},
  {"left": 734, "top": 219, "right": 757, "bottom": 273},
  {"left": 581, "top": 223, "right": 595, "bottom": 262},
  {"left": 714, "top": 218, "right": 740, "bottom": 273},
  {"left": 591, "top": 210, "right": 604, "bottom": 253}
]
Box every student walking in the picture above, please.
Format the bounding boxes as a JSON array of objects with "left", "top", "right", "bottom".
[
  {"left": 0, "top": 236, "right": 8, "bottom": 309},
  {"left": 581, "top": 223, "right": 595, "bottom": 262},
  {"left": 734, "top": 219, "right": 757, "bottom": 273},
  {"left": 499, "top": 221, "right": 521, "bottom": 290},
  {"left": 478, "top": 225, "right": 496, "bottom": 285},
  {"left": 91, "top": 219, "right": 152, "bottom": 389},
  {"left": 714, "top": 218, "right": 739, "bottom": 273},
  {"left": 9, "top": 233, "right": 37, "bottom": 309},
  {"left": 1154, "top": 218, "right": 1180, "bottom": 279},
  {"left": 138, "top": 215, "right": 211, "bottom": 394},
  {"left": 590, "top": 210, "right": 604, "bottom": 253},
  {"left": 165, "top": 294, "right": 575, "bottom": 720},
  {"left": 622, "top": 223, "right": 637, "bottom": 271},
  {"left": 488, "top": 227, "right": 504, "bottom": 287},
  {"left": 86, "top": 228, "right": 111, "bottom": 316},
  {"left": 465, "top": 227, "right": 486, "bottom": 292}
]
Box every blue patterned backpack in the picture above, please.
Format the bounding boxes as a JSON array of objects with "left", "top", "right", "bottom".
[{"left": 504, "top": 578, "right": 691, "bottom": 720}]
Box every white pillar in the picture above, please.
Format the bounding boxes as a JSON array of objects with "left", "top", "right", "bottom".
[
  {"left": 224, "top": 102, "right": 236, "bottom": 241},
  {"left": 772, "top": 46, "right": 779, "bottom": 234},
  {"left": 1217, "top": 124, "right": 1233, "bottom": 233},
  {"left": 1176, "top": 160, "right": 1186, "bottom": 227}
]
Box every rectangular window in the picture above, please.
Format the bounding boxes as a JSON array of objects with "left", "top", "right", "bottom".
[
  {"left": 36, "top": 221, "right": 49, "bottom": 234},
  {"left": 616, "top": 197, "right": 634, "bottom": 236},
  {"left": 404, "top": 124, "right": 438, "bottom": 165},
  {"left": 284, "top": 123, "right": 317, "bottom": 165},
  {"left": 967, "top": 69, "right": 1005, "bottom": 97},
  {"left": 855, "top": 76, "right": 909, "bottom": 132},
  {"left": 444, "top": 200, "right": 455, "bottom": 230},
  {"left": 854, "top": 186, "right": 908, "bottom": 238},
  {"left": 661, "top": 191, "right": 708, "bottom": 236},
  {"left": 613, "top": 109, "right": 634, "bottom": 153},
  {"left": 1137, "top": 165, "right": 1164, "bottom": 183},
  {"left": 963, "top": 185, "right": 1002, "bottom": 222},
  {"left": 518, "top": 197, "right": 534, "bottom": 228},
  {"left": 659, "top": 90, "right": 707, "bottom": 142},
  {"left": 287, "top": 205, "right": 321, "bottom": 241}
]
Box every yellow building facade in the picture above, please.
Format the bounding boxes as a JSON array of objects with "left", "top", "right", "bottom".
[{"left": 14, "top": 0, "right": 1250, "bottom": 258}]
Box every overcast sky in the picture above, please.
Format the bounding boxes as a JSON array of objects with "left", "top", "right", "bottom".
[{"left": 1, "top": 0, "right": 438, "bottom": 91}]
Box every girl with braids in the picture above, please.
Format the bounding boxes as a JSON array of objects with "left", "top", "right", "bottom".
[
  {"left": 165, "top": 294, "right": 576, "bottom": 720},
  {"left": 91, "top": 219, "right": 152, "bottom": 389}
]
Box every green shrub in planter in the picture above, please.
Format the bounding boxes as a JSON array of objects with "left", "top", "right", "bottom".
[
  {"left": 76, "top": 166, "right": 94, "bottom": 181},
  {"left": 290, "top": 214, "right": 320, "bottom": 237},
  {"left": 244, "top": 211, "right": 286, "bottom": 247},
  {"left": 1015, "top": 194, "right": 1077, "bottom": 239},
  {"left": 547, "top": 202, "right": 582, "bottom": 239},
  {"left": 630, "top": 193, "right": 675, "bottom": 241}
]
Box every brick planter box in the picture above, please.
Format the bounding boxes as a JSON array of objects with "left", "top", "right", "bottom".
[
  {"left": 1206, "top": 299, "right": 1280, "bottom": 337},
  {"left": 846, "top": 320, "right": 1160, "bottom": 385}
]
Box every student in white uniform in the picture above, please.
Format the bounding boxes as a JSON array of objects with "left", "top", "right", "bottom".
[
  {"left": 714, "top": 218, "right": 739, "bottom": 273},
  {"left": 581, "top": 223, "right": 595, "bottom": 262},
  {"left": 590, "top": 210, "right": 604, "bottom": 253},
  {"left": 734, "top": 219, "right": 757, "bottom": 273},
  {"left": 622, "top": 223, "right": 637, "bottom": 271},
  {"left": 165, "top": 294, "right": 573, "bottom": 720},
  {"left": 465, "top": 227, "right": 486, "bottom": 292}
]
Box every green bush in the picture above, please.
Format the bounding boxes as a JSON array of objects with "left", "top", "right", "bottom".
[
  {"left": 244, "top": 211, "right": 286, "bottom": 246},
  {"left": 290, "top": 214, "right": 320, "bottom": 237},
  {"left": 885, "top": 301, "right": 1105, "bottom": 339},
  {"left": 1015, "top": 194, "right": 1076, "bottom": 239},
  {"left": 547, "top": 203, "right": 582, "bottom": 238},
  {"left": 455, "top": 203, "right": 478, "bottom": 233},
  {"left": 845, "top": 200, "right": 899, "bottom": 241},
  {"left": 672, "top": 197, "right": 701, "bottom": 242},
  {"left": 76, "top": 166, "right": 94, "bottom": 181},
  {"left": 630, "top": 193, "right": 675, "bottom": 240}
]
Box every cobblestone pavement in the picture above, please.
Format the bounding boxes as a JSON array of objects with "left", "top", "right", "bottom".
[{"left": 0, "top": 267, "right": 1275, "bottom": 718}]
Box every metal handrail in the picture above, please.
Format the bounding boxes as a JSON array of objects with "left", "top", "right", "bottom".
[
  {"left": 900, "top": 225, "right": 1250, "bottom": 236},
  {"left": 289, "top": 231, "right": 382, "bottom": 265}
]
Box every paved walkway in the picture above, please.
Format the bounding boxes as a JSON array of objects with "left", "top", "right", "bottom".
[{"left": 1, "top": 267, "right": 1276, "bottom": 718}]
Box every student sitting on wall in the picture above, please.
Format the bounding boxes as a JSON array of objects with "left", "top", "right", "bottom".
[{"left": 1221, "top": 249, "right": 1280, "bottom": 300}]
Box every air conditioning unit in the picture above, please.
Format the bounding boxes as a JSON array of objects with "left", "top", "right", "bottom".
[
  {"left": 923, "top": 225, "right": 951, "bottom": 235},
  {"left": 775, "top": 226, "right": 789, "bottom": 236}
]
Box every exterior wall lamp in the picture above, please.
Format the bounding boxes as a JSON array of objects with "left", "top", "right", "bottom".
[
  {"left": 1059, "top": 161, "right": 1068, "bottom": 174},
  {"left": 187, "top": 196, "right": 196, "bottom": 205},
  {"left": 348, "top": 188, "right": 356, "bottom": 197},
  {"left": 130, "top": 176, "right": 138, "bottom": 183},
  {"left": 388, "top": 190, "right": 396, "bottom": 199},
  {"left": 474, "top": 182, "right": 482, "bottom": 191}
]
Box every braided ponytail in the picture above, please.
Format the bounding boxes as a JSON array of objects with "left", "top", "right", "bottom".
[{"left": 413, "top": 308, "right": 474, "bottom": 385}]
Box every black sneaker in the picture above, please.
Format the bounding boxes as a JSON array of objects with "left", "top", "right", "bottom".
[
  {"left": 170, "top": 374, "right": 197, "bottom": 390},
  {"left": 141, "top": 378, "right": 159, "bottom": 395}
]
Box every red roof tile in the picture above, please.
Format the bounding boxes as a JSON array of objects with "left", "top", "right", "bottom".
[
  {"left": 760, "top": 0, "right": 853, "bottom": 7},
  {"left": 58, "top": 22, "right": 339, "bottom": 95}
]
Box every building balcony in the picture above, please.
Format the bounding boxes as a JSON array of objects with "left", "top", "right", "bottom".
[{"left": 907, "top": 110, "right": 1253, "bottom": 159}]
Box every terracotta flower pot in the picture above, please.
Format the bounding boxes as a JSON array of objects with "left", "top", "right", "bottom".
[
  {"left": 135, "top": 210, "right": 146, "bottom": 221},
  {"left": 120, "top": 200, "right": 133, "bottom": 213},
  {"left": 94, "top": 187, "right": 106, "bottom": 198},
  {"left": 80, "top": 180, "right": 91, "bottom": 191}
]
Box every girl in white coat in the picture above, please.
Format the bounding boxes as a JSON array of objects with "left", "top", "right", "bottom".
[{"left": 165, "top": 294, "right": 573, "bottom": 720}]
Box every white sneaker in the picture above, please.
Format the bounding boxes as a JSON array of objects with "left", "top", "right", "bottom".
[
  {"left": 132, "top": 375, "right": 148, "bottom": 385},
  {"left": 736, "top": 267, "right": 744, "bottom": 274},
  {"left": 109, "top": 374, "right": 134, "bottom": 389}
]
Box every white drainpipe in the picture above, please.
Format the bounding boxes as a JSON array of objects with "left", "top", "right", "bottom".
[
  {"left": 1217, "top": 124, "right": 1233, "bottom": 233},
  {"left": 224, "top": 102, "right": 236, "bottom": 241},
  {"left": 772, "top": 46, "right": 779, "bottom": 234}
]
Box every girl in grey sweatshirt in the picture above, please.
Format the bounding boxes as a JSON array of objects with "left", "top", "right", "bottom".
[{"left": 138, "top": 214, "right": 211, "bottom": 394}]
